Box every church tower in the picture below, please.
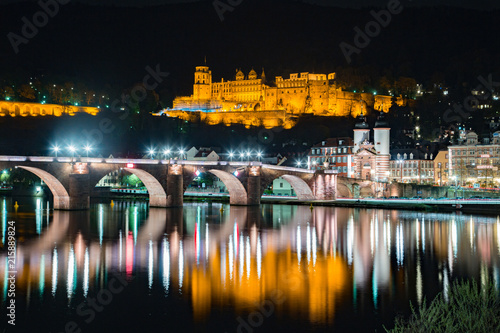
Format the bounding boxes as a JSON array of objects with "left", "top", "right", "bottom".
[
  {"left": 353, "top": 113, "right": 369, "bottom": 153},
  {"left": 374, "top": 111, "right": 391, "bottom": 180},
  {"left": 193, "top": 66, "right": 212, "bottom": 100}
]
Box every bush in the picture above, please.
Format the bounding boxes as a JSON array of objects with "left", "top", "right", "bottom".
[{"left": 386, "top": 280, "right": 500, "bottom": 333}]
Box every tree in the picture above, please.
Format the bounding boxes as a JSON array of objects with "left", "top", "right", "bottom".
[{"left": 18, "top": 84, "right": 36, "bottom": 101}]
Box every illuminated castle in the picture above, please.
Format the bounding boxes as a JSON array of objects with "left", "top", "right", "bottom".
[{"left": 157, "top": 65, "right": 405, "bottom": 128}]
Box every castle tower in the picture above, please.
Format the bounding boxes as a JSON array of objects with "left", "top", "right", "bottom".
[
  {"left": 353, "top": 113, "right": 369, "bottom": 153},
  {"left": 193, "top": 66, "right": 212, "bottom": 100},
  {"left": 374, "top": 111, "right": 391, "bottom": 180}
]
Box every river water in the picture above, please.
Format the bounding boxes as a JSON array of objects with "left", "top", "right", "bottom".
[{"left": 1, "top": 197, "right": 500, "bottom": 332}]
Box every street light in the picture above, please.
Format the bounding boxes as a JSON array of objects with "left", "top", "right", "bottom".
[
  {"left": 228, "top": 152, "right": 234, "bottom": 161},
  {"left": 179, "top": 149, "right": 185, "bottom": 160},
  {"left": 240, "top": 152, "right": 245, "bottom": 161},
  {"left": 52, "top": 145, "right": 60, "bottom": 158},
  {"left": 257, "top": 151, "right": 262, "bottom": 161},
  {"left": 148, "top": 148, "right": 156, "bottom": 159},
  {"left": 163, "top": 148, "right": 171, "bottom": 160},
  {"left": 83, "top": 144, "right": 92, "bottom": 158},
  {"left": 296, "top": 160, "right": 302, "bottom": 168},
  {"left": 246, "top": 151, "right": 251, "bottom": 161},
  {"left": 68, "top": 145, "right": 76, "bottom": 159}
]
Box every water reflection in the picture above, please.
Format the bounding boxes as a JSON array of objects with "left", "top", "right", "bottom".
[{"left": 1, "top": 198, "right": 500, "bottom": 332}]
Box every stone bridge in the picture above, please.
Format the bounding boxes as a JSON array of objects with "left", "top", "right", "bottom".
[
  {"left": 0, "top": 156, "right": 338, "bottom": 210},
  {"left": 0, "top": 101, "right": 99, "bottom": 117},
  {"left": 336, "top": 177, "right": 392, "bottom": 198}
]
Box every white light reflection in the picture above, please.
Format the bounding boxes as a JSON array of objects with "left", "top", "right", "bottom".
[
  {"left": 257, "top": 235, "right": 262, "bottom": 279},
  {"left": 297, "top": 225, "right": 301, "bottom": 265},
  {"left": 452, "top": 220, "right": 458, "bottom": 258},
  {"left": 119, "top": 230, "right": 123, "bottom": 272},
  {"left": 396, "top": 224, "right": 404, "bottom": 266},
  {"left": 347, "top": 216, "right": 354, "bottom": 265},
  {"left": 228, "top": 235, "right": 234, "bottom": 281},
  {"left": 384, "top": 218, "right": 391, "bottom": 256},
  {"left": 497, "top": 217, "right": 500, "bottom": 255},
  {"left": 245, "top": 236, "right": 250, "bottom": 279},
  {"left": 51, "top": 248, "right": 58, "bottom": 296},
  {"left": 36, "top": 198, "right": 42, "bottom": 234},
  {"left": 239, "top": 234, "right": 244, "bottom": 280},
  {"left": 421, "top": 217, "right": 425, "bottom": 253},
  {"left": 67, "top": 245, "right": 75, "bottom": 300},
  {"left": 370, "top": 218, "right": 375, "bottom": 256},
  {"left": 99, "top": 205, "right": 104, "bottom": 245},
  {"left": 443, "top": 266, "right": 449, "bottom": 303},
  {"left": 83, "top": 248, "right": 89, "bottom": 297},
  {"left": 39, "top": 254, "right": 45, "bottom": 297},
  {"left": 306, "top": 223, "right": 311, "bottom": 265},
  {"left": 162, "top": 238, "right": 170, "bottom": 295},
  {"left": 148, "top": 240, "right": 154, "bottom": 290},
  {"left": 205, "top": 224, "right": 209, "bottom": 261},
  {"left": 312, "top": 227, "right": 317, "bottom": 266},
  {"left": 178, "top": 241, "right": 184, "bottom": 291},
  {"left": 416, "top": 259, "right": 423, "bottom": 306}
]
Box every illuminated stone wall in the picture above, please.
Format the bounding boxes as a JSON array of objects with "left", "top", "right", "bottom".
[{"left": 0, "top": 101, "right": 99, "bottom": 117}]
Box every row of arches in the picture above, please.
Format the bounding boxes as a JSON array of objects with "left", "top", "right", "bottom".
[
  {"left": 0, "top": 102, "right": 99, "bottom": 117},
  {"left": 2, "top": 165, "right": 317, "bottom": 208}
]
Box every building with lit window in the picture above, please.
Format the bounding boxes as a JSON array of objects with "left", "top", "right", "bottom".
[
  {"left": 307, "top": 137, "right": 354, "bottom": 177},
  {"left": 434, "top": 150, "right": 449, "bottom": 186},
  {"left": 448, "top": 131, "right": 500, "bottom": 187},
  {"left": 390, "top": 150, "right": 435, "bottom": 184}
]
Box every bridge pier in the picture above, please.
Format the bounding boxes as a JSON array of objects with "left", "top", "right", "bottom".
[
  {"left": 67, "top": 173, "right": 90, "bottom": 210},
  {"left": 313, "top": 172, "right": 337, "bottom": 201},
  {"left": 246, "top": 170, "right": 261, "bottom": 206},
  {"left": 167, "top": 166, "right": 184, "bottom": 207}
]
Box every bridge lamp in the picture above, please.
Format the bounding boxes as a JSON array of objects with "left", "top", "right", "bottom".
[
  {"left": 228, "top": 152, "right": 234, "bottom": 161},
  {"left": 148, "top": 148, "right": 156, "bottom": 159},
  {"left": 179, "top": 149, "right": 185, "bottom": 160},
  {"left": 240, "top": 152, "right": 245, "bottom": 160},
  {"left": 257, "top": 152, "right": 262, "bottom": 161},
  {"left": 246, "top": 151, "right": 251, "bottom": 161},
  {"left": 52, "top": 145, "right": 61, "bottom": 157},
  {"left": 163, "top": 149, "right": 171, "bottom": 159},
  {"left": 296, "top": 160, "right": 302, "bottom": 167},
  {"left": 83, "top": 144, "right": 92, "bottom": 157},
  {"left": 68, "top": 145, "right": 77, "bottom": 159}
]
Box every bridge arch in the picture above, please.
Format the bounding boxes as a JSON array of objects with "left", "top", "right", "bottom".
[
  {"left": 123, "top": 168, "right": 166, "bottom": 207},
  {"left": 207, "top": 169, "right": 248, "bottom": 205},
  {"left": 280, "top": 175, "right": 315, "bottom": 200},
  {"left": 18, "top": 166, "right": 70, "bottom": 209},
  {"left": 337, "top": 182, "right": 352, "bottom": 198}
]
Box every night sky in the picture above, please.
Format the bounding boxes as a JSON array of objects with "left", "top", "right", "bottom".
[{"left": 2, "top": 0, "right": 500, "bottom": 8}]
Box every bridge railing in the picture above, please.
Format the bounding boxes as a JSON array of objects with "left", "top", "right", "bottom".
[{"left": 0, "top": 156, "right": 320, "bottom": 174}]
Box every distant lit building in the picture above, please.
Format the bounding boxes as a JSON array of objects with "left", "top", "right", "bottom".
[
  {"left": 186, "top": 147, "right": 220, "bottom": 161},
  {"left": 307, "top": 137, "right": 354, "bottom": 177},
  {"left": 272, "top": 177, "right": 296, "bottom": 196},
  {"left": 434, "top": 150, "right": 449, "bottom": 186},
  {"left": 448, "top": 131, "right": 500, "bottom": 187},
  {"left": 390, "top": 151, "right": 435, "bottom": 184}
]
